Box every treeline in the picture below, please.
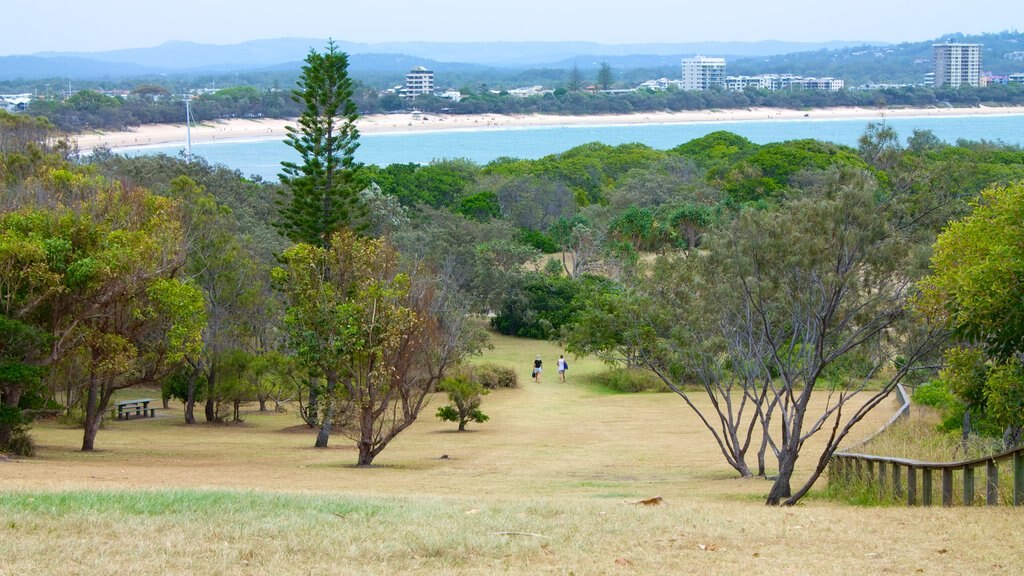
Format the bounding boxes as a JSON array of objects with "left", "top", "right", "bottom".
[
  {"left": 20, "top": 80, "right": 1024, "bottom": 133},
  {"left": 23, "top": 83, "right": 387, "bottom": 132},
  {"left": 408, "top": 83, "right": 1024, "bottom": 116}
]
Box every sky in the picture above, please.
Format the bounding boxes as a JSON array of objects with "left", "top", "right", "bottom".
[{"left": 3, "top": 0, "right": 1020, "bottom": 55}]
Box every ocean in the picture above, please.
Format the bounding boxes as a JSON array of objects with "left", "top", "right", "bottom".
[{"left": 120, "top": 113, "right": 1024, "bottom": 181}]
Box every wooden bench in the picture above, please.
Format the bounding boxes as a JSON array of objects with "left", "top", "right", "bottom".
[{"left": 111, "top": 399, "right": 156, "bottom": 420}]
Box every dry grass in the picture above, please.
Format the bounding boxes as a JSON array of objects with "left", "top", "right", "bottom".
[{"left": 2, "top": 329, "right": 1021, "bottom": 574}]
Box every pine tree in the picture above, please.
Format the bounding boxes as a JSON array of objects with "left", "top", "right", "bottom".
[{"left": 277, "top": 40, "right": 365, "bottom": 247}]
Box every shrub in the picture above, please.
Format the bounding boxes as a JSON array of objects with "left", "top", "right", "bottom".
[
  {"left": 450, "top": 362, "right": 518, "bottom": 389},
  {"left": 5, "top": 427, "right": 36, "bottom": 457},
  {"left": 594, "top": 367, "right": 668, "bottom": 393},
  {"left": 514, "top": 228, "right": 558, "bottom": 254},
  {"left": 57, "top": 408, "right": 86, "bottom": 427}
]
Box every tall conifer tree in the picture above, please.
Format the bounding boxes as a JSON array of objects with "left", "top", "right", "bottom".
[{"left": 277, "top": 40, "right": 365, "bottom": 247}]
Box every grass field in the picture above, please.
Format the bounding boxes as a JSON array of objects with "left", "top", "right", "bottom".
[{"left": 2, "top": 330, "right": 1022, "bottom": 575}]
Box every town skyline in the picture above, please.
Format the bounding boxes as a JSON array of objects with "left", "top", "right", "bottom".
[{"left": 2, "top": 0, "right": 1020, "bottom": 56}]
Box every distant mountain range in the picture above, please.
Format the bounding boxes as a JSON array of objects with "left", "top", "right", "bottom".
[
  {"left": 0, "top": 38, "right": 881, "bottom": 81},
  {"left": 3, "top": 33, "right": 1022, "bottom": 85}
]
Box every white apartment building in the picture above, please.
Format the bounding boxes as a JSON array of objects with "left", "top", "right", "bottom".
[
  {"left": 933, "top": 43, "right": 982, "bottom": 87},
  {"left": 401, "top": 66, "right": 435, "bottom": 99},
  {"left": 681, "top": 57, "right": 726, "bottom": 91},
  {"left": 724, "top": 75, "right": 844, "bottom": 92}
]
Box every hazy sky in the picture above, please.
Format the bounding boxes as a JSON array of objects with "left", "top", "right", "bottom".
[{"left": 3, "top": 0, "right": 1020, "bottom": 55}]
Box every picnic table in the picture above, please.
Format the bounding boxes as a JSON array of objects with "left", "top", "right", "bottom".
[{"left": 111, "top": 399, "right": 156, "bottom": 420}]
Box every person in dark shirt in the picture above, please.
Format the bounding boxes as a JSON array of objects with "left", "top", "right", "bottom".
[{"left": 533, "top": 355, "right": 543, "bottom": 383}]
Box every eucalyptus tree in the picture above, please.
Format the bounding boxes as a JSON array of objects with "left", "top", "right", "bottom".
[{"left": 274, "top": 231, "right": 483, "bottom": 459}]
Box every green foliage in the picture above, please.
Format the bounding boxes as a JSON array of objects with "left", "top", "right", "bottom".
[
  {"left": 592, "top": 367, "right": 668, "bottom": 393},
  {"left": 364, "top": 160, "right": 480, "bottom": 209},
  {"left": 449, "top": 362, "right": 519, "bottom": 390},
  {"left": 277, "top": 40, "right": 366, "bottom": 246},
  {"left": 491, "top": 274, "right": 612, "bottom": 340},
  {"left": 671, "top": 130, "right": 757, "bottom": 171},
  {"left": 455, "top": 191, "right": 501, "bottom": 221},
  {"left": 918, "top": 183, "right": 1024, "bottom": 440},
  {"left": 514, "top": 228, "right": 558, "bottom": 253},
  {"left": 722, "top": 139, "right": 867, "bottom": 205},
  {"left": 435, "top": 375, "right": 489, "bottom": 431}
]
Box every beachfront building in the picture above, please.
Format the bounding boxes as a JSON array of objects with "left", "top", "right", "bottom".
[
  {"left": 639, "top": 78, "right": 687, "bottom": 91},
  {"left": 724, "top": 74, "right": 844, "bottom": 92},
  {"left": 401, "top": 66, "right": 435, "bottom": 99},
  {"left": 0, "top": 93, "right": 32, "bottom": 112},
  {"left": 681, "top": 57, "right": 726, "bottom": 91},
  {"left": 933, "top": 43, "right": 982, "bottom": 87}
]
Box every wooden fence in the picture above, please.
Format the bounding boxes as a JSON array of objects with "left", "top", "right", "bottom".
[{"left": 829, "top": 384, "right": 1024, "bottom": 506}]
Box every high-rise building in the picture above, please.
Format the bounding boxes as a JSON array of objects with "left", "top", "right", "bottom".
[
  {"left": 401, "top": 66, "right": 435, "bottom": 98},
  {"left": 933, "top": 43, "right": 982, "bottom": 87},
  {"left": 681, "top": 57, "right": 726, "bottom": 91}
]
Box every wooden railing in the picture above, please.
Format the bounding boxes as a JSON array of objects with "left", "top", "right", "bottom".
[{"left": 830, "top": 384, "right": 1024, "bottom": 506}]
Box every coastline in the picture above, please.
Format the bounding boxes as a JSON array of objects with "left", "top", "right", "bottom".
[{"left": 71, "top": 105, "right": 1024, "bottom": 152}]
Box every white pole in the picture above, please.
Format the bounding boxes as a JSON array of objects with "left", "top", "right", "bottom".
[{"left": 185, "top": 97, "right": 192, "bottom": 163}]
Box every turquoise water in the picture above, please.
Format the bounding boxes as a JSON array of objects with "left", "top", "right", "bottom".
[{"left": 121, "top": 113, "right": 1024, "bottom": 180}]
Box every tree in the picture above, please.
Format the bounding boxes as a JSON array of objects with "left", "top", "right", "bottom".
[
  {"left": 274, "top": 230, "right": 482, "bottom": 463},
  {"left": 566, "top": 64, "right": 584, "bottom": 92},
  {"left": 622, "top": 169, "right": 942, "bottom": 505},
  {"left": 436, "top": 375, "right": 489, "bottom": 431},
  {"left": 917, "top": 182, "right": 1024, "bottom": 446},
  {"left": 277, "top": 40, "right": 366, "bottom": 247},
  {"left": 597, "top": 62, "right": 614, "bottom": 90},
  {"left": 548, "top": 216, "right": 601, "bottom": 279},
  {"left": 171, "top": 176, "right": 263, "bottom": 425},
  {"left": 0, "top": 172, "right": 205, "bottom": 451}
]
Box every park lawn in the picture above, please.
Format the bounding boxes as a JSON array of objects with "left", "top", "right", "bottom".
[{"left": 2, "top": 329, "right": 1021, "bottom": 574}]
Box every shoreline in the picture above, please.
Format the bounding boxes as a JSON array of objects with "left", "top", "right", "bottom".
[{"left": 71, "top": 105, "right": 1024, "bottom": 152}]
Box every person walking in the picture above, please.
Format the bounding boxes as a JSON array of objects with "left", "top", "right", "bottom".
[
  {"left": 557, "top": 354, "right": 567, "bottom": 382},
  {"left": 533, "top": 355, "right": 543, "bottom": 383}
]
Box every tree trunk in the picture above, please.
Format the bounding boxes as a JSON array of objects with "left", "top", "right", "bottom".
[
  {"left": 81, "top": 379, "right": 103, "bottom": 452},
  {"left": 184, "top": 372, "right": 196, "bottom": 425},
  {"left": 766, "top": 451, "right": 796, "bottom": 505},
  {"left": 0, "top": 386, "right": 24, "bottom": 447},
  {"left": 204, "top": 364, "right": 216, "bottom": 422},
  {"left": 458, "top": 418, "right": 467, "bottom": 431},
  {"left": 314, "top": 376, "right": 335, "bottom": 448},
  {"left": 258, "top": 396, "right": 267, "bottom": 412},
  {"left": 162, "top": 396, "right": 170, "bottom": 409},
  {"left": 233, "top": 399, "right": 241, "bottom": 422},
  {"left": 357, "top": 402, "right": 375, "bottom": 466}
]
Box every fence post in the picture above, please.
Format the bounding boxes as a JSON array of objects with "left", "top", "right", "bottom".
[
  {"left": 963, "top": 465, "right": 975, "bottom": 506},
  {"left": 987, "top": 459, "right": 999, "bottom": 506},
  {"left": 922, "top": 468, "right": 933, "bottom": 506},
  {"left": 893, "top": 463, "right": 902, "bottom": 499},
  {"left": 907, "top": 467, "right": 918, "bottom": 506},
  {"left": 1014, "top": 451, "right": 1024, "bottom": 506},
  {"left": 878, "top": 461, "right": 887, "bottom": 500},
  {"left": 941, "top": 468, "right": 954, "bottom": 507}
]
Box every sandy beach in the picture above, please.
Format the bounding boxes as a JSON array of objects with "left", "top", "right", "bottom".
[{"left": 72, "top": 106, "right": 1024, "bottom": 152}]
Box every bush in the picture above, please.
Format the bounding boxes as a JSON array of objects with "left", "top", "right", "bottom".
[
  {"left": 594, "top": 367, "right": 668, "bottom": 393},
  {"left": 514, "top": 228, "right": 558, "bottom": 253},
  {"left": 450, "top": 362, "right": 518, "bottom": 389},
  {"left": 912, "top": 380, "right": 957, "bottom": 409},
  {"left": 57, "top": 408, "right": 86, "bottom": 427},
  {"left": 5, "top": 427, "right": 36, "bottom": 457}
]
